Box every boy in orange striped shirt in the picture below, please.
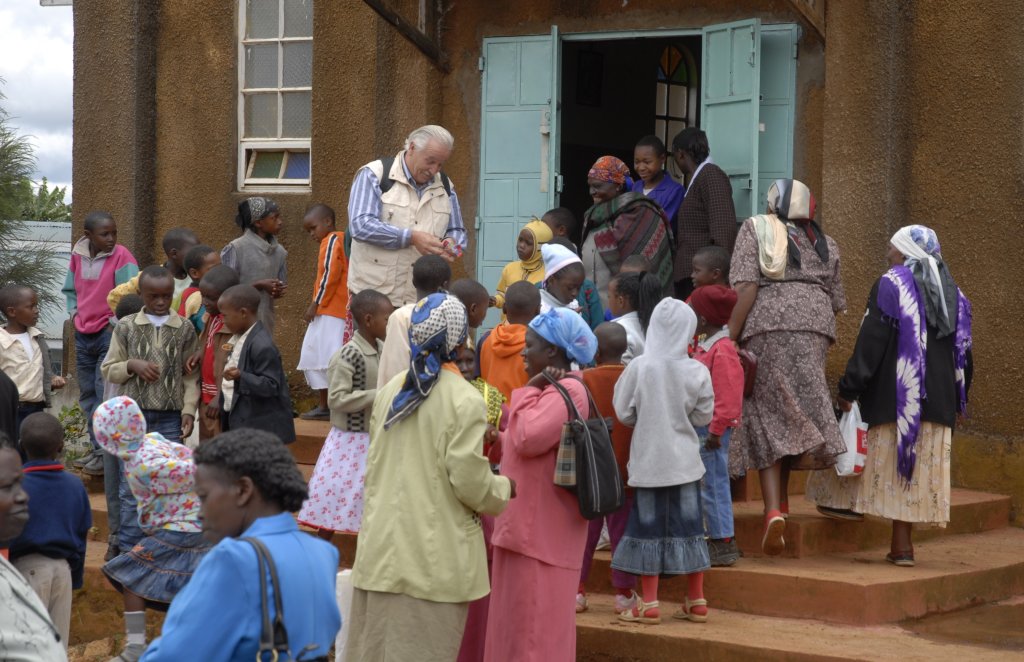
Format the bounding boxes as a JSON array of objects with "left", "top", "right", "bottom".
[{"left": 298, "top": 204, "right": 350, "bottom": 419}]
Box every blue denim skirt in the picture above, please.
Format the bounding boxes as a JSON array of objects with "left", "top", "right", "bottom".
[
  {"left": 102, "top": 529, "right": 211, "bottom": 610},
  {"left": 611, "top": 481, "right": 710, "bottom": 576}
]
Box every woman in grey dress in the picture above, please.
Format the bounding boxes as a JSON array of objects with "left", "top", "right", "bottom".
[{"left": 727, "top": 179, "right": 846, "bottom": 556}]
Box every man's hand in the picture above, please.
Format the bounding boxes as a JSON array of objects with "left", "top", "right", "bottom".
[
  {"left": 837, "top": 396, "right": 854, "bottom": 413},
  {"left": 128, "top": 359, "right": 161, "bottom": 383},
  {"left": 184, "top": 349, "right": 203, "bottom": 374},
  {"left": 50, "top": 375, "right": 66, "bottom": 391},
  {"left": 303, "top": 302, "right": 318, "bottom": 323},
  {"left": 205, "top": 396, "right": 221, "bottom": 420},
  {"left": 409, "top": 231, "right": 447, "bottom": 259},
  {"left": 223, "top": 366, "right": 241, "bottom": 381},
  {"left": 181, "top": 414, "right": 195, "bottom": 439},
  {"left": 705, "top": 433, "right": 722, "bottom": 450},
  {"left": 271, "top": 281, "right": 286, "bottom": 299}
]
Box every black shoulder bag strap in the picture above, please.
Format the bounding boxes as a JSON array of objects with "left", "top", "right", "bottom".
[
  {"left": 377, "top": 156, "right": 453, "bottom": 197},
  {"left": 242, "top": 537, "right": 290, "bottom": 662},
  {"left": 541, "top": 373, "right": 605, "bottom": 422}
]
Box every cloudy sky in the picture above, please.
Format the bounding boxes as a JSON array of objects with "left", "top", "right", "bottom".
[{"left": 0, "top": 0, "right": 73, "bottom": 202}]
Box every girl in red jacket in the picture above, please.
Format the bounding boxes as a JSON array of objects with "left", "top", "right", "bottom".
[{"left": 690, "top": 285, "right": 744, "bottom": 568}]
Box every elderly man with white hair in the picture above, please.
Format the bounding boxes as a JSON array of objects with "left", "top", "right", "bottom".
[{"left": 347, "top": 125, "right": 466, "bottom": 308}]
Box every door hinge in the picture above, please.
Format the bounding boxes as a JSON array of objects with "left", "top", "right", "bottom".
[
  {"left": 478, "top": 57, "right": 485, "bottom": 72},
  {"left": 474, "top": 215, "right": 481, "bottom": 230},
  {"left": 793, "top": 43, "right": 799, "bottom": 59},
  {"left": 555, "top": 174, "right": 564, "bottom": 193}
]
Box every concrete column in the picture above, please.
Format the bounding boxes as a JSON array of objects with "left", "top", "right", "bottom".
[
  {"left": 72, "top": 0, "right": 158, "bottom": 266},
  {"left": 820, "top": 0, "right": 912, "bottom": 375}
]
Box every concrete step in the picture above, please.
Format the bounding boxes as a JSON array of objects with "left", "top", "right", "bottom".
[
  {"left": 733, "top": 488, "right": 1012, "bottom": 558},
  {"left": 575, "top": 593, "right": 1020, "bottom": 662},
  {"left": 290, "top": 418, "right": 331, "bottom": 464},
  {"left": 584, "top": 527, "right": 1024, "bottom": 625}
]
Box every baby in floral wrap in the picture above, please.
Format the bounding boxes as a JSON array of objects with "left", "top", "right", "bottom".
[{"left": 94, "top": 396, "right": 212, "bottom": 662}]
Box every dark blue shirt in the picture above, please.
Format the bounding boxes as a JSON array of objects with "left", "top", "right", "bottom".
[
  {"left": 9, "top": 460, "right": 92, "bottom": 589},
  {"left": 633, "top": 174, "right": 685, "bottom": 235}
]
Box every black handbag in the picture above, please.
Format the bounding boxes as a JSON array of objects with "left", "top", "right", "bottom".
[
  {"left": 543, "top": 373, "right": 625, "bottom": 520},
  {"left": 242, "top": 537, "right": 327, "bottom": 662}
]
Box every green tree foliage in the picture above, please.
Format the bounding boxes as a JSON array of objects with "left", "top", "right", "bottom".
[
  {"left": 12, "top": 177, "right": 72, "bottom": 222},
  {"left": 0, "top": 78, "right": 65, "bottom": 316}
]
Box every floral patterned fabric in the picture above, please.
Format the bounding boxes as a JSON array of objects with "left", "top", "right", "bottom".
[
  {"left": 297, "top": 428, "right": 370, "bottom": 534},
  {"left": 93, "top": 396, "right": 202, "bottom": 534}
]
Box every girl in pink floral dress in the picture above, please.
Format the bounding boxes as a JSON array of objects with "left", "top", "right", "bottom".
[{"left": 298, "top": 289, "right": 393, "bottom": 539}]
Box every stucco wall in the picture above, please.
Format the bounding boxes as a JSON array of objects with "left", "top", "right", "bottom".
[{"left": 72, "top": 1, "right": 1024, "bottom": 519}]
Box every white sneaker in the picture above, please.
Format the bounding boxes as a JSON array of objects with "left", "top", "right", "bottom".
[
  {"left": 615, "top": 591, "right": 637, "bottom": 613},
  {"left": 595, "top": 523, "right": 611, "bottom": 551},
  {"left": 575, "top": 592, "right": 589, "bottom": 613}
]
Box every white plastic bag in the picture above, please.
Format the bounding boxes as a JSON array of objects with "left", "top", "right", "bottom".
[
  {"left": 835, "top": 403, "right": 868, "bottom": 477},
  {"left": 335, "top": 569, "right": 354, "bottom": 662}
]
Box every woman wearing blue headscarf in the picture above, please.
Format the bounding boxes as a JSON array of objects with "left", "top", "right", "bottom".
[
  {"left": 485, "top": 308, "right": 598, "bottom": 662},
  {"left": 346, "top": 293, "right": 514, "bottom": 661}
]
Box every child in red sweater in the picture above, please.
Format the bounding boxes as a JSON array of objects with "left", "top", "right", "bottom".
[
  {"left": 689, "top": 285, "right": 744, "bottom": 567},
  {"left": 577, "top": 322, "right": 636, "bottom": 614}
]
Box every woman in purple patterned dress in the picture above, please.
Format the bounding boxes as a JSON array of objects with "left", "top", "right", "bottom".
[
  {"left": 728, "top": 179, "right": 847, "bottom": 556},
  {"left": 807, "top": 225, "right": 972, "bottom": 566}
]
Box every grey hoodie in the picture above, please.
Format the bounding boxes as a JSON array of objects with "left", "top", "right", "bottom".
[{"left": 613, "top": 298, "right": 714, "bottom": 488}]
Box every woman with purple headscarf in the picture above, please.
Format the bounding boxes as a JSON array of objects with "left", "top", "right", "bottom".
[{"left": 807, "top": 225, "right": 973, "bottom": 567}]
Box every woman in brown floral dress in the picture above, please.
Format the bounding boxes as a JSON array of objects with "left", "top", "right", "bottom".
[{"left": 727, "top": 179, "right": 846, "bottom": 555}]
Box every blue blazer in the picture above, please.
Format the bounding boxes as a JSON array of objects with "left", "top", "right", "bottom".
[{"left": 141, "top": 513, "right": 341, "bottom": 661}]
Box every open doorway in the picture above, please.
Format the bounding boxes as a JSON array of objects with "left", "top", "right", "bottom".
[{"left": 559, "top": 36, "right": 701, "bottom": 241}]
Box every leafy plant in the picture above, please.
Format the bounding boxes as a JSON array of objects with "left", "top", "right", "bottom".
[{"left": 58, "top": 403, "right": 90, "bottom": 464}]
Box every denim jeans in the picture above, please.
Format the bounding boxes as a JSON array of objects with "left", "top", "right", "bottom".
[
  {"left": 698, "top": 426, "right": 734, "bottom": 539},
  {"left": 103, "top": 450, "right": 121, "bottom": 544},
  {"left": 75, "top": 327, "right": 112, "bottom": 450},
  {"left": 118, "top": 409, "right": 182, "bottom": 553}
]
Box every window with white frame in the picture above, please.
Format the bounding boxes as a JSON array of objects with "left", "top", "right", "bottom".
[{"left": 239, "top": 0, "right": 313, "bottom": 188}]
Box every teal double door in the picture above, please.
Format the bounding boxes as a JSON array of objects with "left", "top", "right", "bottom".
[{"left": 476, "top": 20, "right": 798, "bottom": 327}]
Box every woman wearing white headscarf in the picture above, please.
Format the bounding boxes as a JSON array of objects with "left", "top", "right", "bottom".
[
  {"left": 728, "top": 179, "right": 847, "bottom": 556},
  {"left": 808, "top": 225, "right": 973, "bottom": 566}
]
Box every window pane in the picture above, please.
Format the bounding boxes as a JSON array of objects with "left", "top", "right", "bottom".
[
  {"left": 282, "top": 41, "right": 312, "bottom": 87},
  {"left": 282, "top": 91, "right": 311, "bottom": 138},
  {"left": 668, "top": 120, "right": 687, "bottom": 143},
  {"left": 245, "top": 44, "right": 278, "bottom": 89},
  {"left": 669, "top": 86, "right": 687, "bottom": 119},
  {"left": 283, "top": 151, "right": 311, "bottom": 179},
  {"left": 246, "top": 0, "right": 279, "bottom": 39},
  {"left": 655, "top": 119, "right": 666, "bottom": 144},
  {"left": 251, "top": 151, "right": 285, "bottom": 178},
  {"left": 656, "top": 83, "right": 668, "bottom": 116},
  {"left": 244, "top": 93, "right": 278, "bottom": 138},
  {"left": 283, "top": 0, "right": 313, "bottom": 38}
]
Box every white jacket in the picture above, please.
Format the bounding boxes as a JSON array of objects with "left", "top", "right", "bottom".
[{"left": 613, "top": 298, "right": 714, "bottom": 487}]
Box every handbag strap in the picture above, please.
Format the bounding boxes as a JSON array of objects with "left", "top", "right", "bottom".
[
  {"left": 541, "top": 372, "right": 601, "bottom": 422},
  {"left": 242, "top": 537, "right": 290, "bottom": 661}
]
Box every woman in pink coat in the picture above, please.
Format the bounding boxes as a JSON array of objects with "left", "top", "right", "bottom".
[{"left": 485, "top": 308, "right": 598, "bottom": 662}]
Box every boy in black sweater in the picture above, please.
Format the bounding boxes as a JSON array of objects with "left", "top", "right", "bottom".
[{"left": 9, "top": 412, "right": 92, "bottom": 649}]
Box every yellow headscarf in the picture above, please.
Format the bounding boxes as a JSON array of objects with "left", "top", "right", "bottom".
[{"left": 520, "top": 219, "right": 553, "bottom": 275}]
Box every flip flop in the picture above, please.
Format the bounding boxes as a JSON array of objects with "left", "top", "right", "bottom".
[{"left": 762, "top": 511, "right": 786, "bottom": 556}]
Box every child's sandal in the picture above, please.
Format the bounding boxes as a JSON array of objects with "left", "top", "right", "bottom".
[
  {"left": 617, "top": 595, "right": 661, "bottom": 625},
  {"left": 671, "top": 597, "right": 709, "bottom": 623}
]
